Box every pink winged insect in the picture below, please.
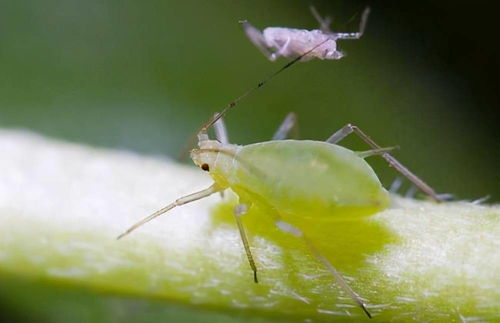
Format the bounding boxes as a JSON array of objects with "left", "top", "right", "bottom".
[{"left": 240, "top": 6, "right": 370, "bottom": 61}]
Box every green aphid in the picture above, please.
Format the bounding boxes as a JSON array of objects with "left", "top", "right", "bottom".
[
  {"left": 118, "top": 111, "right": 442, "bottom": 318},
  {"left": 117, "top": 36, "right": 443, "bottom": 319}
]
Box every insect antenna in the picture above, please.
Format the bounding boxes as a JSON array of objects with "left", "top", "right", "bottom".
[
  {"left": 198, "top": 38, "right": 331, "bottom": 134},
  {"left": 177, "top": 38, "right": 329, "bottom": 159}
]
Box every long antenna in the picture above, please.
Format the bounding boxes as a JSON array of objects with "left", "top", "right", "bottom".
[{"left": 198, "top": 38, "right": 331, "bottom": 133}]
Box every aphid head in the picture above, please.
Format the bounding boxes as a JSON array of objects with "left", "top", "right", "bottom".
[
  {"left": 190, "top": 140, "right": 240, "bottom": 189},
  {"left": 190, "top": 139, "right": 222, "bottom": 172}
]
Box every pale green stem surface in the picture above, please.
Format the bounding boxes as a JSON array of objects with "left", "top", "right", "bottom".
[{"left": 0, "top": 129, "right": 498, "bottom": 322}]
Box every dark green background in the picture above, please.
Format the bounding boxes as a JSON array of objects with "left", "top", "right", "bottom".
[
  {"left": 1, "top": 1, "right": 499, "bottom": 321},
  {"left": 0, "top": 0, "right": 498, "bottom": 200}
]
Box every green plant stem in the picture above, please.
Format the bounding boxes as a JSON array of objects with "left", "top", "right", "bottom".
[{"left": 0, "top": 129, "right": 498, "bottom": 321}]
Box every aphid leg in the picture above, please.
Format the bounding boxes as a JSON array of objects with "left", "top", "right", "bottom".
[
  {"left": 326, "top": 124, "right": 442, "bottom": 202},
  {"left": 272, "top": 112, "right": 298, "bottom": 140},
  {"left": 472, "top": 195, "right": 491, "bottom": 205},
  {"left": 239, "top": 20, "right": 274, "bottom": 60},
  {"left": 233, "top": 204, "right": 259, "bottom": 283},
  {"left": 117, "top": 184, "right": 221, "bottom": 240},
  {"left": 269, "top": 37, "right": 291, "bottom": 61},
  {"left": 213, "top": 117, "right": 226, "bottom": 200},
  {"left": 326, "top": 123, "right": 354, "bottom": 144},
  {"left": 357, "top": 146, "right": 398, "bottom": 158},
  {"left": 332, "top": 7, "right": 370, "bottom": 40},
  {"left": 436, "top": 193, "right": 455, "bottom": 201},
  {"left": 322, "top": 49, "right": 344, "bottom": 60},
  {"left": 389, "top": 177, "right": 403, "bottom": 194},
  {"left": 302, "top": 237, "right": 372, "bottom": 319},
  {"left": 274, "top": 219, "right": 372, "bottom": 318},
  {"left": 309, "top": 6, "right": 333, "bottom": 33},
  {"left": 214, "top": 116, "right": 229, "bottom": 145},
  {"left": 405, "top": 184, "right": 417, "bottom": 198}
]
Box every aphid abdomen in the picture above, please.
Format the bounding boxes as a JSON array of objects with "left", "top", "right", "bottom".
[{"left": 230, "top": 140, "right": 390, "bottom": 219}]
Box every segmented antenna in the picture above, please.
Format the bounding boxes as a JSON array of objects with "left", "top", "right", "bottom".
[{"left": 198, "top": 38, "right": 331, "bottom": 133}]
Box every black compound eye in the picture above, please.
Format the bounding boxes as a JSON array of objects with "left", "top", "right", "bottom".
[{"left": 201, "top": 163, "right": 210, "bottom": 171}]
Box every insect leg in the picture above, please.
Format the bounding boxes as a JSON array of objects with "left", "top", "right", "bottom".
[
  {"left": 270, "top": 37, "right": 291, "bottom": 61},
  {"left": 272, "top": 112, "right": 298, "bottom": 140},
  {"left": 239, "top": 20, "right": 275, "bottom": 60},
  {"left": 212, "top": 117, "right": 229, "bottom": 198},
  {"left": 471, "top": 195, "right": 490, "bottom": 205},
  {"left": 405, "top": 184, "right": 418, "bottom": 198},
  {"left": 117, "top": 184, "right": 221, "bottom": 239},
  {"left": 309, "top": 6, "right": 333, "bottom": 33},
  {"left": 332, "top": 7, "right": 370, "bottom": 40},
  {"left": 326, "top": 124, "right": 442, "bottom": 202},
  {"left": 389, "top": 177, "right": 403, "bottom": 193},
  {"left": 357, "top": 146, "right": 399, "bottom": 158},
  {"left": 273, "top": 219, "right": 372, "bottom": 318},
  {"left": 325, "top": 123, "right": 354, "bottom": 144},
  {"left": 234, "top": 204, "right": 259, "bottom": 283}
]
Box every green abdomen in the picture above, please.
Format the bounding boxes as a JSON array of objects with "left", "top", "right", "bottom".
[{"left": 230, "top": 140, "right": 390, "bottom": 219}]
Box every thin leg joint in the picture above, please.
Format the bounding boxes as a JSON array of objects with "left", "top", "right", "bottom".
[{"left": 234, "top": 204, "right": 259, "bottom": 283}]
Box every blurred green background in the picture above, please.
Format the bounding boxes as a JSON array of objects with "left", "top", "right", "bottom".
[
  {"left": 1, "top": 0, "right": 499, "bottom": 200},
  {"left": 1, "top": 0, "right": 499, "bottom": 321}
]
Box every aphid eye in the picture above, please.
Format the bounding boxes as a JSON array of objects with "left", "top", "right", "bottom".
[{"left": 201, "top": 163, "right": 210, "bottom": 171}]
